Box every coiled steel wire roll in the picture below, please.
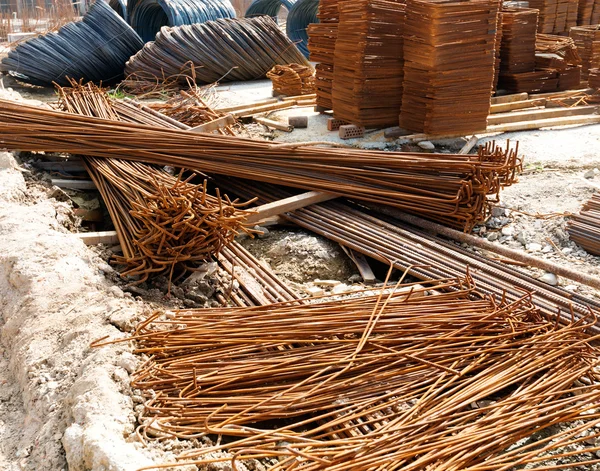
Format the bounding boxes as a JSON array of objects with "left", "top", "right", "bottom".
[
  {"left": 128, "top": 0, "right": 236, "bottom": 42},
  {"left": 245, "top": 0, "right": 296, "bottom": 19},
  {"left": 286, "top": 0, "right": 318, "bottom": 57},
  {"left": 125, "top": 16, "right": 310, "bottom": 84},
  {"left": 109, "top": 0, "right": 128, "bottom": 22},
  {"left": 0, "top": 0, "right": 143, "bottom": 86}
]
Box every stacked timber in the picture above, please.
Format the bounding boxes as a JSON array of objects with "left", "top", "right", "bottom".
[
  {"left": 577, "top": 0, "right": 600, "bottom": 25},
  {"left": 527, "top": 0, "right": 579, "bottom": 34},
  {"left": 307, "top": 0, "right": 339, "bottom": 110},
  {"left": 332, "top": 0, "right": 406, "bottom": 127},
  {"left": 570, "top": 25, "right": 600, "bottom": 80},
  {"left": 400, "top": 0, "right": 499, "bottom": 135}
]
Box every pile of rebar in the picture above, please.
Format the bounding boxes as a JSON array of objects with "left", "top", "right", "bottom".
[
  {"left": 266, "top": 63, "right": 315, "bottom": 97},
  {"left": 578, "top": 0, "right": 600, "bottom": 25},
  {"left": 146, "top": 87, "right": 235, "bottom": 133},
  {"left": 528, "top": 0, "right": 579, "bottom": 34},
  {"left": 127, "top": 0, "right": 236, "bottom": 42},
  {"left": 568, "top": 193, "right": 600, "bottom": 256},
  {"left": 400, "top": 0, "right": 499, "bottom": 135},
  {"left": 214, "top": 178, "right": 600, "bottom": 330},
  {"left": 307, "top": 0, "right": 339, "bottom": 110},
  {"left": 106, "top": 275, "right": 600, "bottom": 471},
  {"left": 124, "top": 16, "right": 309, "bottom": 85},
  {"left": 56, "top": 82, "right": 255, "bottom": 286},
  {"left": 331, "top": 0, "right": 405, "bottom": 128},
  {"left": 0, "top": 0, "right": 144, "bottom": 86},
  {"left": 570, "top": 25, "right": 600, "bottom": 80},
  {"left": 0, "top": 99, "right": 522, "bottom": 231}
]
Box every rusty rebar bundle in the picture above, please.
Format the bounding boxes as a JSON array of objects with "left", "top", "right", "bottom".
[
  {"left": 0, "top": 98, "right": 521, "bottom": 231},
  {"left": 266, "top": 63, "right": 315, "bottom": 97},
  {"left": 568, "top": 193, "right": 600, "bottom": 256},
  {"left": 97, "top": 275, "right": 600, "bottom": 471},
  {"left": 55, "top": 81, "right": 256, "bottom": 286}
]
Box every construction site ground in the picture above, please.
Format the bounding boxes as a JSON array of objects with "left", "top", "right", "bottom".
[{"left": 0, "top": 76, "right": 600, "bottom": 470}]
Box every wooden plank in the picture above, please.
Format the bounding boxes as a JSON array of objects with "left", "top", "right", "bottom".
[
  {"left": 490, "top": 99, "right": 547, "bottom": 114},
  {"left": 458, "top": 136, "right": 479, "bottom": 154},
  {"left": 487, "top": 114, "right": 600, "bottom": 133},
  {"left": 491, "top": 93, "right": 529, "bottom": 104},
  {"left": 341, "top": 246, "right": 376, "bottom": 284},
  {"left": 246, "top": 191, "right": 338, "bottom": 224},
  {"left": 215, "top": 98, "right": 279, "bottom": 113},
  {"left": 488, "top": 106, "right": 599, "bottom": 126},
  {"left": 189, "top": 114, "right": 235, "bottom": 133},
  {"left": 531, "top": 88, "right": 595, "bottom": 99},
  {"left": 51, "top": 179, "right": 96, "bottom": 190},
  {"left": 231, "top": 101, "right": 299, "bottom": 117},
  {"left": 254, "top": 117, "right": 293, "bottom": 132},
  {"left": 77, "top": 231, "right": 119, "bottom": 245}
]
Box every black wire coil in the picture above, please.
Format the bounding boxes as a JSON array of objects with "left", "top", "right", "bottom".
[
  {"left": 245, "top": 0, "right": 296, "bottom": 19},
  {"left": 286, "top": 0, "right": 318, "bottom": 57},
  {"left": 0, "top": 0, "right": 144, "bottom": 86},
  {"left": 127, "top": 0, "right": 236, "bottom": 42},
  {"left": 125, "top": 15, "right": 311, "bottom": 84},
  {"left": 109, "top": 0, "right": 128, "bottom": 22}
]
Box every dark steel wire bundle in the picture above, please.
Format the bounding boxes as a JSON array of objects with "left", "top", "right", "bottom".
[
  {"left": 109, "top": 0, "right": 128, "bottom": 22},
  {"left": 0, "top": 0, "right": 143, "bottom": 86},
  {"left": 568, "top": 193, "right": 600, "bottom": 256},
  {"left": 286, "top": 0, "right": 319, "bottom": 57},
  {"left": 125, "top": 16, "right": 310, "bottom": 84},
  {"left": 128, "top": 0, "right": 236, "bottom": 42},
  {"left": 214, "top": 178, "right": 600, "bottom": 331},
  {"left": 0, "top": 99, "right": 521, "bottom": 232},
  {"left": 96, "top": 277, "right": 600, "bottom": 471},
  {"left": 245, "top": 0, "right": 296, "bottom": 19}
]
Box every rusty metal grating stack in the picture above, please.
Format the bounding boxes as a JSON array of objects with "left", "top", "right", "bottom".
[
  {"left": 400, "top": 0, "right": 500, "bottom": 135},
  {"left": 527, "top": 0, "right": 579, "bottom": 34},
  {"left": 577, "top": 0, "right": 600, "bottom": 25},
  {"left": 570, "top": 25, "right": 600, "bottom": 80},
  {"left": 590, "top": 67, "right": 600, "bottom": 87},
  {"left": 568, "top": 193, "right": 600, "bottom": 256},
  {"left": 498, "top": 8, "right": 539, "bottom": 77},
  {"left": 307, "top": 0, "right": 339, "bottom": 110},
  {"left": 332, "top": 0, "right": 406, "bottom": 127}
]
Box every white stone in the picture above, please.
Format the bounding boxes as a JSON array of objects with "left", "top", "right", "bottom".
[
  {"left": 108, "top": 286, "right": 124, "bottom": 298},
  {"left": 501, "top": 226, "right": 514, "bottom": 237},
  {"left": 417, "top": 140, "right": 435, "bottom": 150},
  {"left": 526, "top": 243, "right": 543, "bottom": 252},
  {"left": 304, "top": 286, "right": 324, "bottom": 297},
  {"left": 314, "top": 279, "right": 342, "bottom": 287},
  {"left": 584, "top": 169, "right": 596, "bottom": 179},
  {"left": 539, "top": 272, "right": 558, "bottom": 286},
  {"left": 562, "top": 247, "right": 573, "bottom": 254},
  {"left": 486, "top": 232, "right": 499, "bottom": 242},
  {"left": 332, "top": 284, "right": 350, "bottom": 295},
  {"left": 542, "top": 245, "right": 554, "bottom": 253}
]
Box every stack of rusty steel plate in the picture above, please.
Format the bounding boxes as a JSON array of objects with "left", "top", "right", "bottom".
[
  {"left": 493, "top": 12, "right": 503, "bottom": 92},
  {"left": 332, "top": 0, "right": 406, "bottom": 127},
  {"left": 568, "top": 193, "right": 600, "bottom": 256},
  {"left": 498, "top": 8, "right": 539, "bottom": 77},
  {"left": 577, "top": 0, "right": 600, "bottom": 25},
  {"left": 400, "top": 0, "right": 499, "bottom": 135},
  {"left": 307, "top": 0, "right": 339, "bottom": 110},
  {"left": 570, "top": 25, "right": 600, "bottom": 80},
  {"left": 535, "top": 33, "right": 583, "bottom": 90},
  {"left": 500, "top": 70, "right": 560, "bottom": 93},
  {"left": 590, "top": 68, "right": 600, "bottom": 87},
  {"left": 528, "top": 0, "right": 579, "bottom": 33}
]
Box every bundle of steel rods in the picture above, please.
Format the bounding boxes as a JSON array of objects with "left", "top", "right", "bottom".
[
  {"left": 0, "top": 99, "right": 521, "bottom": 232},
  {"left": 307, "top": 0, "right": 339, "bottom": 110},
  {"left": 102, "top": 276, "right": 600, "bottom": 471},
  {"left": 56, "top": 82, "right": 255, "bottom": 286},
  {"left": 0, "top": 0, "right": 144, "bottom": 86},
  {"left": 568, "top": 193, "right": 600, "bottom": 256},
  {"left": 127, "top": 0, "right": 236, "bottom": 42},
  {"left": 124, "top": 16, "right": 310, "bottom": 85},
  {"left": 266, "top": 63, "right": 315, "bottom": 97},
  {"left": 331, "top": 0, "right": 405, "bottom": 128},
  {"left": 214, "top": 178, "right": 600, "bottom": 331},
  {"left": 400, "top": 0, "right": 500, "bottom": 135}
]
